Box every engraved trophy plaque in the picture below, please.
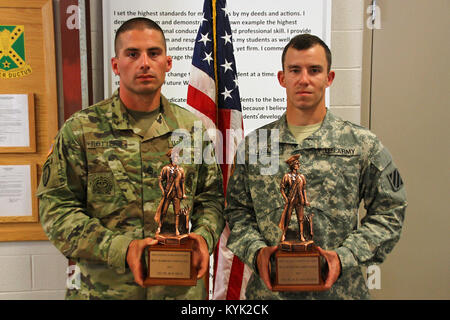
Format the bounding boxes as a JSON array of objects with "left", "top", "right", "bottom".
[
  {"left": 272, "top": 155, "right": 326, "bottom": 291},
  {"left": 144, "top": 149, "right": 197, "bottom": 286}
]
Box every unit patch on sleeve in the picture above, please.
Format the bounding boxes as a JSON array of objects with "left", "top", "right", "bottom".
[
  {"left": 42, "top": 161, "right": 51, "bottom": 187},
  {"left": 0, "top": 26, "right": 32, "bottom": 79},
  {"left": 387, "top": 169, "right": 404, "bottom": 192}
]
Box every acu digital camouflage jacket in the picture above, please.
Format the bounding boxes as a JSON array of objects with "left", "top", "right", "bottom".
[
  {"left": 225, "top": 111, "right": 407, "bottom": 299},
  {"left": 37, "top": 91, "right": 225, "bottom": 299}
]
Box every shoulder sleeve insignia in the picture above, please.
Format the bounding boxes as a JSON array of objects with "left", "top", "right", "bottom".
[
  {"left": 387, "top": 169, "right": 404, "bottom": 192},
  {"left": 46, "top": 140, "right": 55, "bottom": 157},
  {"left": 42, "top": 161, "right": 51, "bottom": 187}
]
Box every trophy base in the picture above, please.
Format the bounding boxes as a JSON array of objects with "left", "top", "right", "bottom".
[
  {"left": 272, "top": 244, "right": 326, "bottom": 292},
  {"left": 155, "top": 233, "right": 189, "bottom": 245},
  {"left": 279, "top": 240, "right": 314, "bottom": 252},
  {"left": 144, "top": 238, "right": 197, "bottom": 287}
]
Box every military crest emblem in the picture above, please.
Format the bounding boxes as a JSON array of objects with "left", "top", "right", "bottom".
[{"left": 0, "top": 25, "right": 32, "bottom": 79}]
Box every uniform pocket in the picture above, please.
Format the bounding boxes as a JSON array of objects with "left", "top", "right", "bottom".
[
  {"left": 256, "top": 204, "right": 284, "bottom": 246},
  {"left": 305, "top": 201, "right": 357, "bottom": 249},
  {"left": 305, "top": 152, "right": 361, "bottom": 221},
  {"left": 87, "top": 172, "right": 121, "bottom": 218},
  {"left": 307, "top": 200, "right": 353, "bottom": 223}
]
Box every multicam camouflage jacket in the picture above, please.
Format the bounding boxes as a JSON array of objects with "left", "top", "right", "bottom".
[
  {"left": 37, "top": 91, "right": 225, "bottom": 299},
  {"left": 224, "top": 111, "right": 407, "bottom": 299}
]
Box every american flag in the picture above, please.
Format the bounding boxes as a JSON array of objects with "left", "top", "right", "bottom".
[{"left": 186, "top": 0, "right": 252, "bottom": 299}]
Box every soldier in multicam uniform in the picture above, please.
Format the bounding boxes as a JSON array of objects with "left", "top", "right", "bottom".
[
  {"left": 36, "top": 18, "right": 224, "bottom": 299},
  {"left": 224, "top": 34, "right": 407, "bottom": 299}
]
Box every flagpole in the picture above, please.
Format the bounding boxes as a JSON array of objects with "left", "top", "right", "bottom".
[
  {"left": 211, "top": 0, "right": 219, "bottom": 125},
  {"left": 187, "top": 0, "right": 248, "bottom": 299}
]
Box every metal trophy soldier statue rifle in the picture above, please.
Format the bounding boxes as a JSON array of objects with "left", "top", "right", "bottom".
[
  {"left": 279, "top": 154, "right": 314, "bottom": 250},
  {"left": 273, "top": 154, "right": 324, "bottom": 290},
  {"left": 155, "top": 149, "right": 190, "bottom": 243}
]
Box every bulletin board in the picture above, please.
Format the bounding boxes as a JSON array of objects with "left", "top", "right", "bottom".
[{"left": 0, "top": 0, "right": 58, "bottom": 241}]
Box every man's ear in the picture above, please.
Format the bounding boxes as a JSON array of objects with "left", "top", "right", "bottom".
[
  {"left": 326, "top": 70, "right": 335, "bottom": 87},
  {"left": 166, "top": 55, "right": 173, "bottom": 72},
  {"left": 111, "top": 57, "right": 119, "bottom": 76},
  {"left": 277, "top": 70, "right": 286, "bottom": 88}
]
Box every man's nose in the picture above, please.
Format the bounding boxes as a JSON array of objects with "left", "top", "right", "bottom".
[
  {"left": 140, "top": 53, "right": 150, "bottom": 70},
  {"left": 298, "top": 69, "right": 309, "bottom": 85}
]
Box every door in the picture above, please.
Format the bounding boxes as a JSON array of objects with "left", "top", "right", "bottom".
[{"left": 364, "top": 0, "right": 449, "bottom": 299}]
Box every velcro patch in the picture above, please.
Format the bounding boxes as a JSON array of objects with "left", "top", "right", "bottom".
[
  {"left": 90, "top": 175, "right": 114, "bottom": 195},
  {"left": 319, "top": 147, "right": 358, "bottom": 156},
  {"left": 86, "top": 140, "right": 128, "bottom": 149},
  {"left": 387, "top": 169, "right": 404, "bottom": 192},
  {"left": 42, "top": 161, "right": 51, "bottom": 187}
]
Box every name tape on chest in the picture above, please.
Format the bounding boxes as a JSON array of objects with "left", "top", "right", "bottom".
[
  {"left": 86, "top": 140, "right": 128, "bottom": 149},
  {"left": 319, "top": 148, "right": 357, "bottom": 156}
]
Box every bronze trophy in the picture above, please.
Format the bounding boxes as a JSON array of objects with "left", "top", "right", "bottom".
[
  {"left": 144, "top": 149, "right": 197, "bottom": 286},
  {"left": 272, "top": 154, "right": 326, "bottom": 291}
]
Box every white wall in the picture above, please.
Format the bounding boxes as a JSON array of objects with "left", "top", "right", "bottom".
[
  {"left": 0, "top": 242, "right": 67, "bottom": 299},
  {"left": 329, "top": 0, "right": 364, "bottom": 124},
  {"left": 0, "top": 0, "right": 364, "bottom": 299}
]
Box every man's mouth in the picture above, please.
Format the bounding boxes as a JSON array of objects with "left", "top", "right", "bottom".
[{"left": 136, "top": 74, "right": 154, "bottom": 80}]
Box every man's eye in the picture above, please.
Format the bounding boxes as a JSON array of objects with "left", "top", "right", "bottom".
[{"left": 128, "top": 52, "right": 138, "bottom": 58}]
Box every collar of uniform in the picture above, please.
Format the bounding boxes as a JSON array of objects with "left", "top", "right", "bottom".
[
  {"left": 144, "top": 94, "right": 178, "bottom": 141},
  {"left": 277, "top": 113, "right": 298, "bottom": 145},
  {"left": 109, "top": 90, "right": 178, "bottom": 139},
  {"left": 277, "top": 109, "right": 343, "bottom": 150},
  {"left": 110, "top": 90, "right": 133, "bottom": 131},
  {"left": 298, "top": 109, "right": 343, "bottom": 150}
]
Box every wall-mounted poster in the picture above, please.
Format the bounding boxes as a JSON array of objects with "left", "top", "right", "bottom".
[{"left": 103, "top": 0, "right": 331, "bottom": 134}]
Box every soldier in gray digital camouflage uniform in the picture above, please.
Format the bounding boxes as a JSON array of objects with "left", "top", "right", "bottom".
[
  {"left": 224, "top": 34, "right": 407, "bottom": 299},
  {"left": 37, "top": 18, "right": 224, "bottom": 299}
]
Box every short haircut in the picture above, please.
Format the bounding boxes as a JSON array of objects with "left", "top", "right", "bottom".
[
  {"left": 114, "top": 17, "right": 166, "bottom": 56},
  {"left": 281, "top": 34, "right": 332, "bottom": 72}
]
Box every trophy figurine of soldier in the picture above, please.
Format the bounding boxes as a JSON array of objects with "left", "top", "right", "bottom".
[
  {"left": 144, "top": 148, "right": 196, "bottom": 286},
  {"left": 154, "top": 148, "right": 190, "bottom": 244},
  {"left": 273, "top": 154, "right": 325, "bottom": 291},
  {"left": 279, "top": 154, "right": 313, "bottom": 249}
]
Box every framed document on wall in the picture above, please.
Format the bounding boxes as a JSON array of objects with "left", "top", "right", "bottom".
[
  {"left": 0, "top": 162, "right": 38, "bottom": 223},
  {"left": 0, "top": 93, "right": 36, "bottom": 153}
]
